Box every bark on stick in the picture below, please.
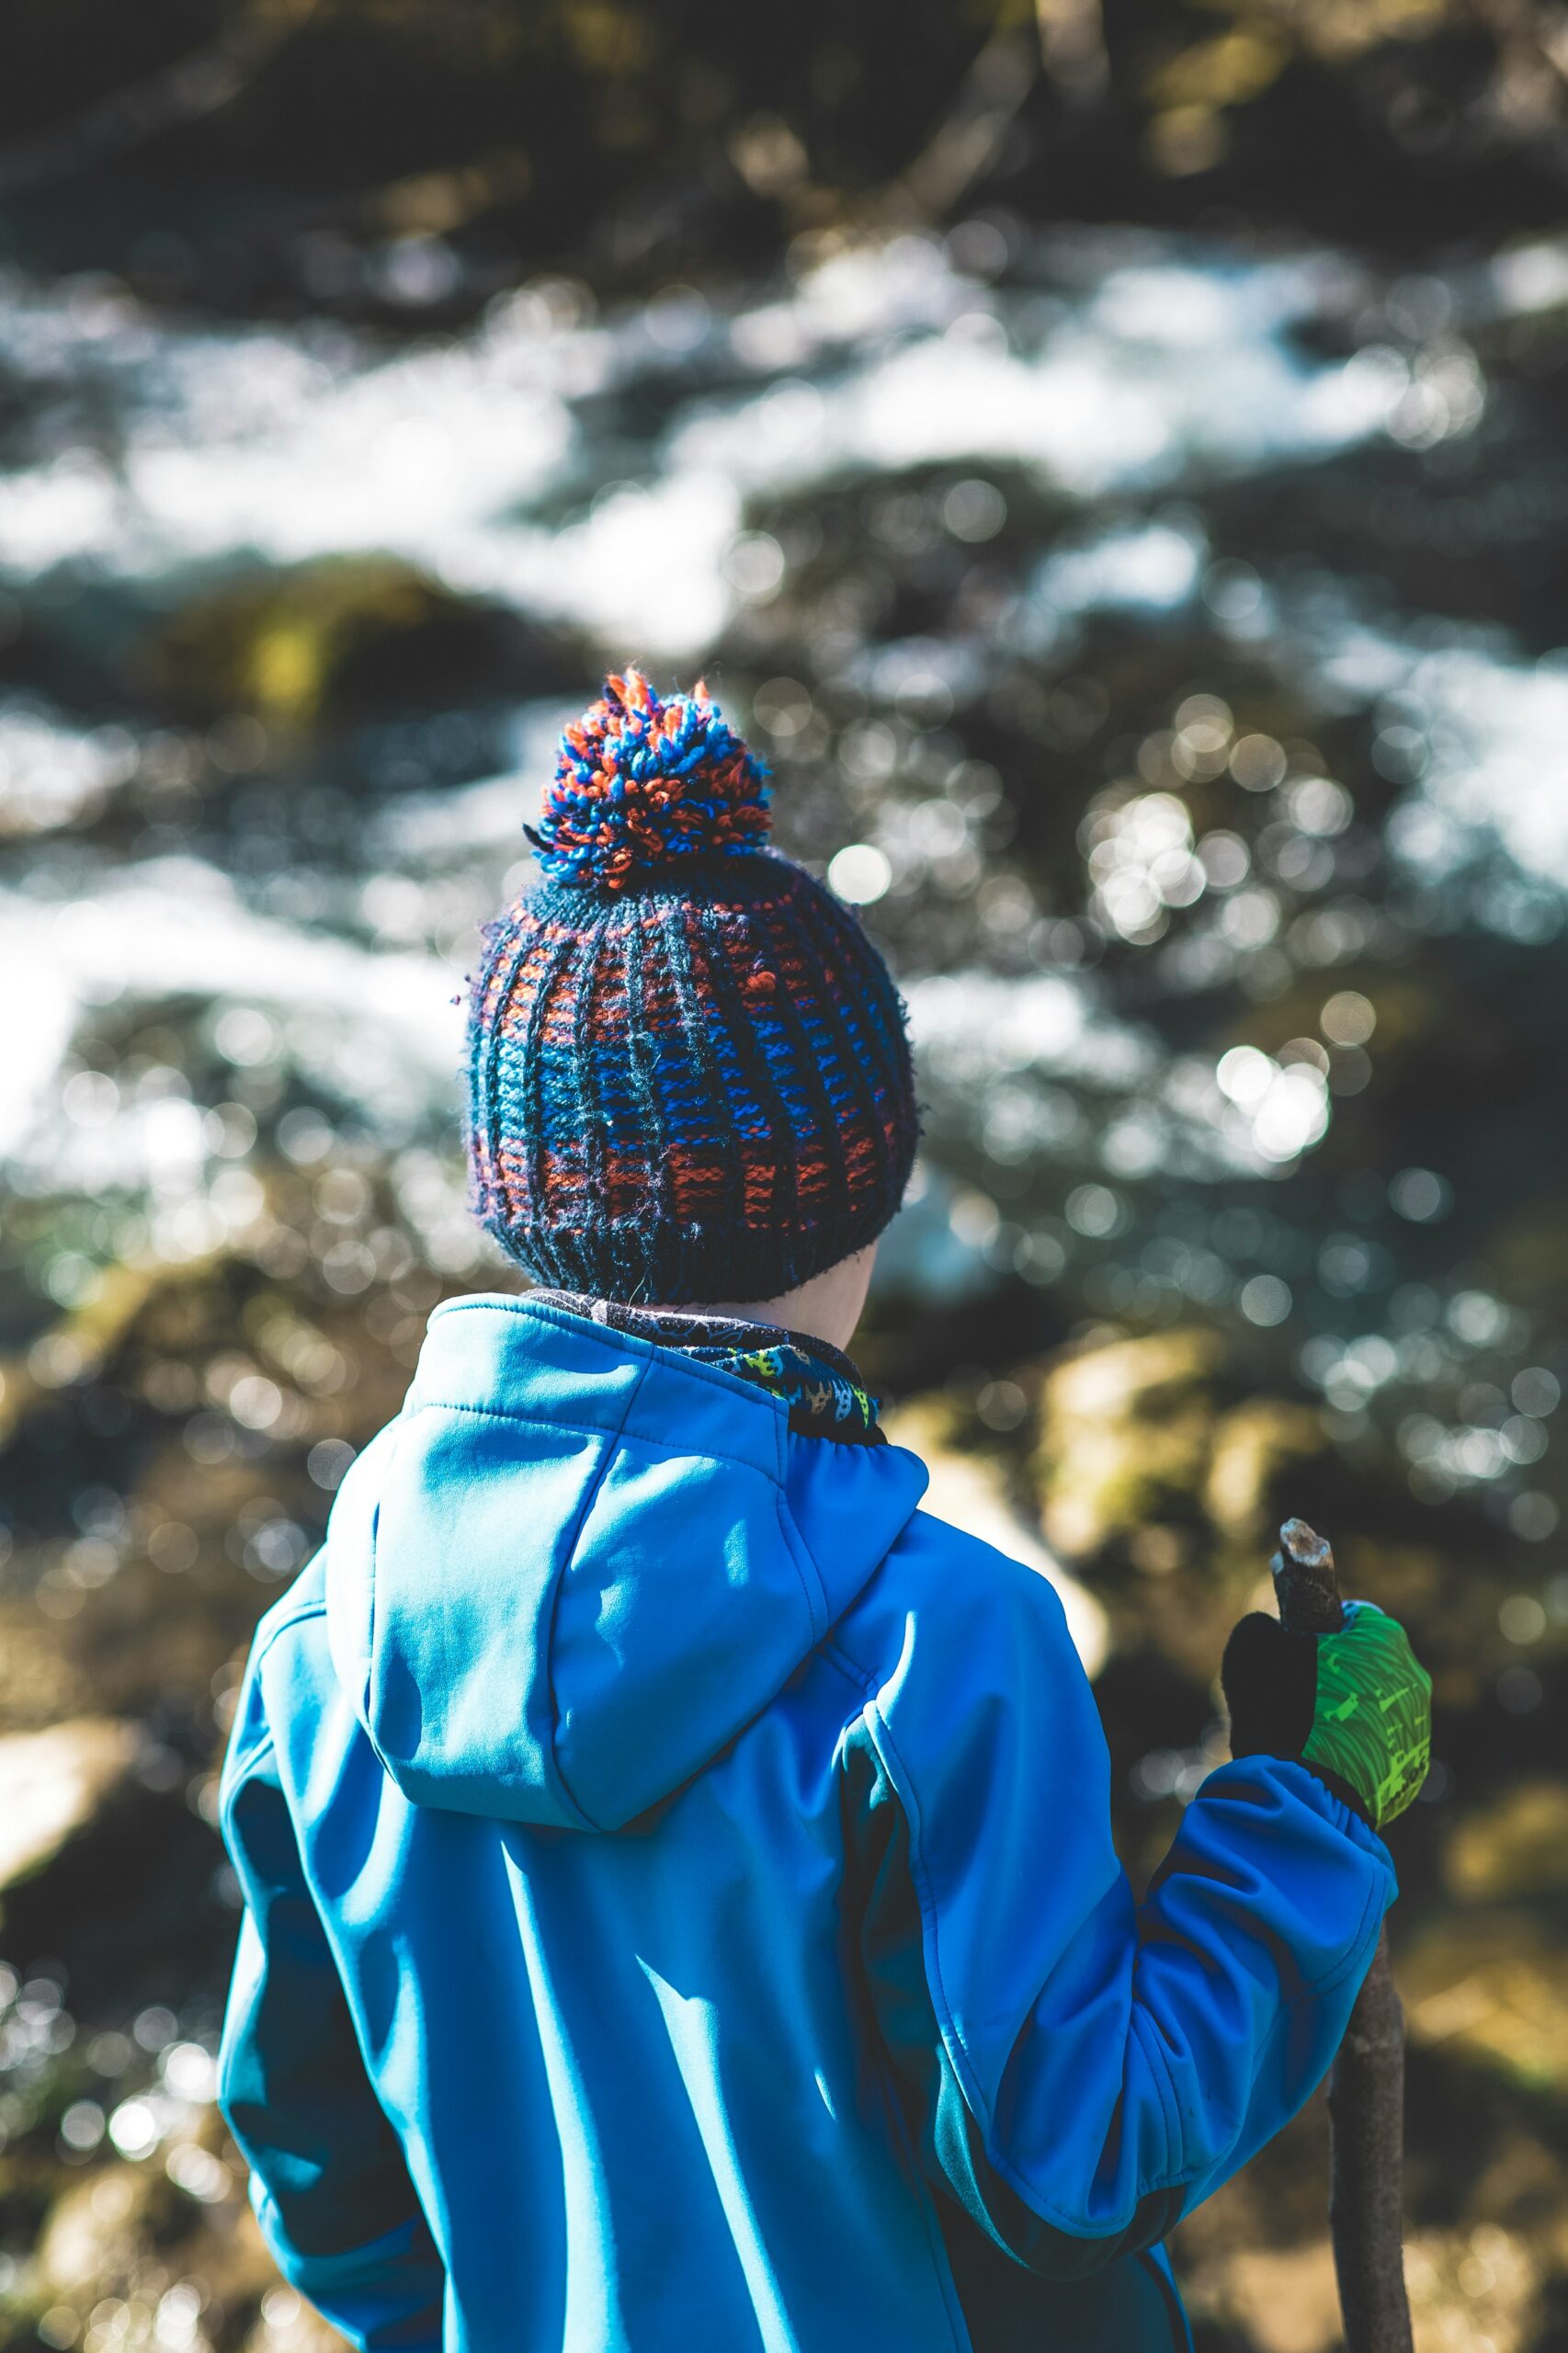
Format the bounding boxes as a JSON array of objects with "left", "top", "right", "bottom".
[{"left": 1272, "top": 1518, "right": 1414, "bottom": 2353}]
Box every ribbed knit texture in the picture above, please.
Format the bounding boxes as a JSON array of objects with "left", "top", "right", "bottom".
[{"left": 465, "top": 673, "right": 918, "bottom": 1304}]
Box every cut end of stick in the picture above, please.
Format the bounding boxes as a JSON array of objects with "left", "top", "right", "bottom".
[
  {"left": 1278, "top": 1516, "right": 1334, "bottom": 1573},
  {"left": 1270, "top": 1516, "right": 1344, "bottom": 1636}
]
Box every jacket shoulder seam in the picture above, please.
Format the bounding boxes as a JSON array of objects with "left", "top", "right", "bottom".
[
  {"left": 225, "top": 1604, "right": 327, "bottom": 1787},
  {"left": 820, "top": 1639, "right": 878, "bottom": 1701},
  {"left": 775, "top": 1491, "right": 831, "bottom": 1641},
  {"left": 831, "top": 1647, "right": 1203, "bottom": 2234},
  {"left": 248, "top": 1599, "right": 329, "bottom": 1675},
  {"left": 222, "top": 1723, "right": 278, "bottom": 1787}
]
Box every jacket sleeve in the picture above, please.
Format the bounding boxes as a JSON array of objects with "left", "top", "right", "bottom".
[
  {"left": 835, "top": 1527, "right": 1397, "bottom": 2276},
  {"left": 218, "top": 1680, "right": 446, "bottom": 2350}
]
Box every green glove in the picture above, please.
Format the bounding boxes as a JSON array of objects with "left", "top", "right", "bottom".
[{"left": 1222, "top": 1600, "right": 1432, "bottom": 1831}]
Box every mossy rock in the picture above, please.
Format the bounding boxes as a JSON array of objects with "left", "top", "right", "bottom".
[
  {"left": 0, "top": 1719, "right": 137, "bottom": 1897},
  {"left": 0, "top": 1601, "right": 96, "bottom": 1731},
  {"left": 1444, "top": 1782, "right": 1568, "bottom": 1905},
  {"left": 35, "top": 2163, "right": 178, "bottom": 2301},
  {"left": 135, "top": 556, "right": 564, "bottom": 724},
  {"left": 32, "top": 2149, "right": 277, "bottom": 2345},
  {"left": 1043, "top": 1328, "right": 1225, "bottom": 1427},
  {"left": 1037, "top": 1325, "right": 1339, "bottom": 1563},
  {"left": 1403, "top": 1910, "right": 1568, "bottom": 2091},
  {"left": 883, "top": 1397, "right": 1108, "bottom": 1678},
  {"left": 1036, "top": 1328, "right": 1224, "bottom": 1559},
  {"left": 1205, "top": 1397, "right": 1331, "bottom": 1545}
]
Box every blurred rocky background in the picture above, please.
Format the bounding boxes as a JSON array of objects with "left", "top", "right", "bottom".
[{"left": 1, "top": 3, "right": 1568, "bottom": 2348}]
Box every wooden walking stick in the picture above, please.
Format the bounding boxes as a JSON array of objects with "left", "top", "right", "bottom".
[{"left": 1272, "top": 1518, "right": 1414, "bottom": 2353}]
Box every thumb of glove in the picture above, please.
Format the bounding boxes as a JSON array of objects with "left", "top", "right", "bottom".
[{"left": 1221, "top": 1609, "right": 1321, "bottom": 1768}]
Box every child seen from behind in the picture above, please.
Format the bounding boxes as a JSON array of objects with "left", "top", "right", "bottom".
[{"left": 219, "top": 672, "right": 1430, "bottom": 2352}]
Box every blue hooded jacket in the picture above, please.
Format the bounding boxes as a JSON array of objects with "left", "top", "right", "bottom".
[{"left": 218, "top": 1293, "right": 1396, "bottom": 2352}]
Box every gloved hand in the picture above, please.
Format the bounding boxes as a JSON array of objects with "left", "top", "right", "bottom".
[{"left": 1221, "top": 1600, "right": 1431, "bottom": 1832}]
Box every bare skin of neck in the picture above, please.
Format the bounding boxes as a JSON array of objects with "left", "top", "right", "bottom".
[{"left": 674, "top": 1242, "right": 878, "bottom": 1357}]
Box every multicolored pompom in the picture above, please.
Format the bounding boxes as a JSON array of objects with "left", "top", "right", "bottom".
[{"left": 527, "top": 669, "right": 770, "bottom": 891}]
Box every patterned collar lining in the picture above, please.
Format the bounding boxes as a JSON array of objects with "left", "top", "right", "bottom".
[{"left": 528, "top": 1290, "right": 883, "bottom": 1445}]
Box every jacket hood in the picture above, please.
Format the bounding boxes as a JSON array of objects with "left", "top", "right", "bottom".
[{"left": 323, "top": 1294, "right": 928, "bottom": 1831}]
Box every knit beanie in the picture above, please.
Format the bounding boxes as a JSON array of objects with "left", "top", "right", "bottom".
[{"left": 465, "top": 669, "right": 919, "bottom": 1304}]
